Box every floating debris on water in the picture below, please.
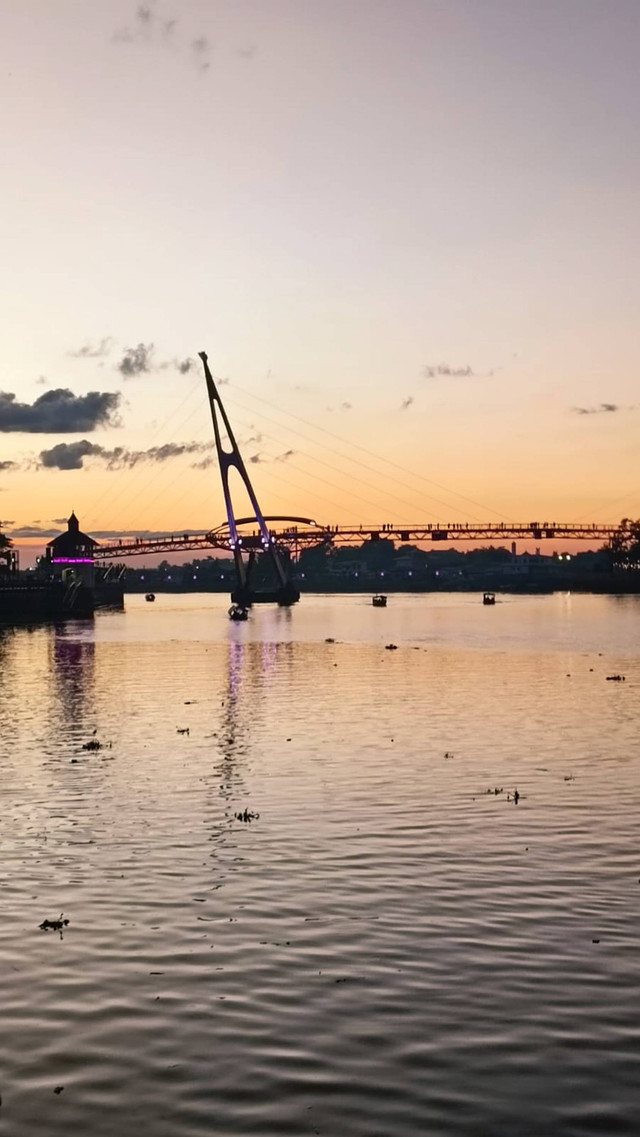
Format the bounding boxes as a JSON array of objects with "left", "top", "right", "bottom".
[
  {"left": 82, "top": 739, "right": 101, "bottom": 751},
  {"left": 235, "top": 809, "right": 259, "bottom": 822},
  {"left": 39, "top": 914, "right": 69, "bottom": 932},
  {"left": 606, "top": 675, "right": 626, "bottom": 681}
]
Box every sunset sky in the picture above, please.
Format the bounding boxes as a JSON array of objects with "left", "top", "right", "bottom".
[{"left": 2, "top": 0, "right": 640, "bottom": 560}]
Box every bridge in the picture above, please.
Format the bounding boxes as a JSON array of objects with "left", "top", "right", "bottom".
[
  {"left": 83, "top": 351, "right": 629, "bottom": 605},
  {"left": 95, "top": 520, "right": 621, "bottom": 561}
]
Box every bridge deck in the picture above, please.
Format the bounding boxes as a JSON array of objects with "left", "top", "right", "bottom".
[{"left": 94, "top": 522, "right": 622, "bottom": 560}]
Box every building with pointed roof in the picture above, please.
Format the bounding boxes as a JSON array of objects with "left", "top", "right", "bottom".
[{"left": 45, "top": 513, "right": 98, "bottom": 581}]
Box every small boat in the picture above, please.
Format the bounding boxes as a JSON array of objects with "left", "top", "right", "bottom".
[
  {"left": 372, "top": 594, "right": 387, "bottom": 607},
  {"left": 145, "top": 593, "right": 156, "bottom": 602},
  {"left": 228, "top": 604, "right": 249, "bottom": 621},
  {"left": 483, "top": 592, "right": 496, "bottom": 605}
]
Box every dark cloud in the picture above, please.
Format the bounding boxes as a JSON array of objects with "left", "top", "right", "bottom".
[
  {"left": 38, "top": 439, "right": 213, "bottom": 471},
  {"left": 69, "top": 337, "right": 114, "bottom": 359},
  {"left": 0, "top": 460, "right": 18, "bottom": 471},
  {"left": 136, "top": 442, "right": 212, "bottom": 467},
  {"left": 9, "top": 525, "right": 63, "bottom": 538},
  {"left": 159, "top": 356, "right": 196, "bottom": 374},
  {"left": 117, "top": 346, "right": 196, "bottom": 377},
  {"left": 422, "top": 363, "right": 474, "bottom": 379},
  {"left": 573, "top": 403, "right": 621, "bottom": 415},
  {"left": 8, "top": 523, "right": 208, "bottom": 541},
  {"left": 400, "top": 396, "right": 414, "bottom": 410},
  {"left": 249, "top": 454, "right": 261, "bottom": 464},
  {"left": 191, "top": 455, "right": 215, "bottom": 470},
  {"left": 40, "top": 440, "right": 100, "bottom": 470},
  {"left": 117, "top": 343, "right": 154, "bottom": 377},
  {"left": 0, "top": 389, "right": 121, "bottom": 433}
]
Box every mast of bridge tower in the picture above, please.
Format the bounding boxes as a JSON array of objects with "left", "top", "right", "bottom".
[{"left": 198, "top": 351, "right": 294, "bottom": 602}]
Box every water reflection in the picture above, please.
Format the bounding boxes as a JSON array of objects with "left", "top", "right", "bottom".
[
  {"left": 3, "top": 596, "right": 640, "bottom": 1137},
  {"left": 50, "top": 624, "right": 96, "bottom": 728},
  {"left": 212, "top": 636, "right": 291, "bottom": 826}
]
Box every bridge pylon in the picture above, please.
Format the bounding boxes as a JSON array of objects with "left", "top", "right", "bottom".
[{"left": 198, "top": 351, "right": 300, "bottom": 607}]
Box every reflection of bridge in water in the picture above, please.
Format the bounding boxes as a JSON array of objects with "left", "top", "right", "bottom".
[{"left": 90, "top": 351, "right": 626, "bottom": 604}]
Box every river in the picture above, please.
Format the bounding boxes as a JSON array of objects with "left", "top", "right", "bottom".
[{"left": 1, "top": 592, "right": 639, "bottom": 1135}]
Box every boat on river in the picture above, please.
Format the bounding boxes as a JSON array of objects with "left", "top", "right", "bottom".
[
  {"left": 483, "top": 592, "right": 496, "bottom": 605},
  {"left": 372, "top": 594, "right": 387, "bottom": 608}
]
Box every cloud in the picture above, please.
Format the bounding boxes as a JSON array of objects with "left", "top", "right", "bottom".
[
  {"left": 191, "top": 36, "right": 211, "bottom": 71},
  {"left": 117, "top": 342, "right": 154, "bottom": 377},
  {"left": 36, "top": 375, "right": 47, "bottom": 386},
  {"left": 276, "top": 449, "right": 295, "bottom": 461},
  {"left": 422, "top": 363, "right": 474, "bottom": 379},
  {"left": 249, "top": 454, "right": 261, "bottom": 464},
  {"left": 0, "top": 389, "right": 121, "bottom": 433},
  {"left": 400, "top": 396, "right": 414, "bottom": 410},
  {"left": 573, "top": 403, "right": 623, "bottom": 415},
  {"left": 37, "top": 439, "right": 213, "bottom": 471},
  {"left": 40, "top": 440, "right": 100, "bottom": 470},
  {"left": 91, "top": 527, "right": 202, "bottom": 539},
  {"left": 112, "top": 5, "right": 212, "bottom": 72},
  {"left": 116, "top": 346, "right": 197, "bottom": 377},
  {"left": 8, "top": 523, "right": 211, "bottom": 541},
  {"left": 9, "top": 525, "right": 63, "bottom": 538},
  {"left": 69, "top": 337, "right": 114, "bottom": 359},
  {"left": 0, "top": 460, "right": 18, "bottom": 471},
  {"left": 113, "top": 2, "right": 155, "bottom": 42},
  {"left": 133, "top": 442, "right": 212, "bottom": 467},
  {"left": 341, "top": 402, "right": 352, "bottom": 411},
  {"left": 159, "top": 356, "right": 196, "bottom": 374}
]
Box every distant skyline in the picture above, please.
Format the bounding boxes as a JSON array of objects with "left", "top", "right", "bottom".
[{"left": 3, "top": 0, "right": 640, "bottom": 562}]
